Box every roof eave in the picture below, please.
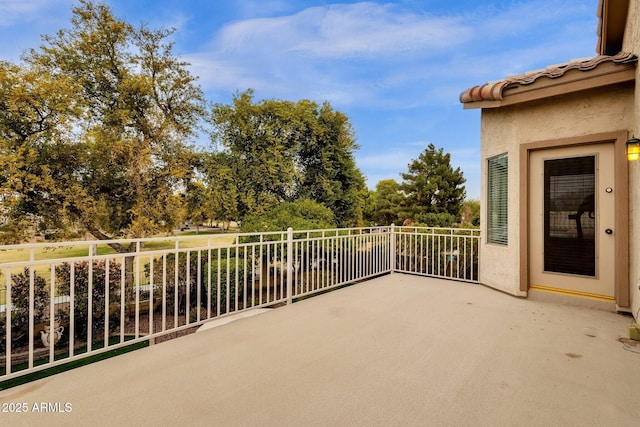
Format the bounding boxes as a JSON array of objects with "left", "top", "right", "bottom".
[
  {"left": 597, "top": 0, "right": 630, "bottom": 55},
  {"left": 462, "top": 58, "right": 636, "bottom": 110}
]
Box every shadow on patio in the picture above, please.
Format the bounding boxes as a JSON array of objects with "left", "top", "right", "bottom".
[{"left": 0, "top": 273, "right": 638, "bottom": 426}]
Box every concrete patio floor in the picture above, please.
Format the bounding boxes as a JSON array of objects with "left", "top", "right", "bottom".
[{"left": 1, "top": 273, "right": 639, "bottom": 426}]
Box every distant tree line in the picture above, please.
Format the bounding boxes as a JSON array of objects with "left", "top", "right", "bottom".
[
  {"left": 363, "top": 144, "right": 476, "bottom": 227},
  {"left": 0, "top": 1, "right": 472, "bottom": 245}
]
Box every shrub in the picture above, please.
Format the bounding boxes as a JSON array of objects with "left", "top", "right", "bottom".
[
  {"left": 239, "top": 199, "right": 335, "bottom": 243},
  {"left": 0, "top": 268, "right": 50, "bottom": 352},
  {"left": 415, "top": 212, "right": 457, "bottom": 227},
  {"left": 203, "top": 257, "right": 250, "bottom": 314},
  {"left": 56, "top": 261, "right": 123, "bottom": 342},
  {"left": 147, "top": 251, "right": 204, "bottom": 315},
  {"left": 146, "top": 249, "right": 257, "bottom": 317}
]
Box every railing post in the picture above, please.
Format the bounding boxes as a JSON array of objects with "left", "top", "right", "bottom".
[
  {"left": 390, "top": 224, "right": 396, "bottom": 273},
  {"left": 135, "top": 241, "right": 141, "bottom": 338},
  {"left": 287, "top": 227, "right": 293, "bottom": 305}
]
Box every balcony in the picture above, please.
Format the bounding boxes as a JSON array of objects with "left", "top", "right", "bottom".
[{"left": 0, "top": 227, "right": 638, "bottom": 425}]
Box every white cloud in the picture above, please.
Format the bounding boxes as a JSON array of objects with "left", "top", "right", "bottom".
[
  {"left": 188, "top": 0, "right": 597, "bottom": 111},
  {"left": 189, "top": 2, "right": 475, "bottom": 107},
  {"left": 0, "top": 0, "right": 66, "bottom": 26},
  {"left": 232, "top": 0, "right": 295, "bottom": 19},
  {"left": 214, "top": 3, "right": 472, "bottom": 59},
  {"left": 0, "top": 0, "right": 74, "bottom": 61},
  {"left": 358, "top": 149, "right": 414, "bottom": 171},
  {"left": 0, "top": 0, "right": 596, "bottom": 199}
]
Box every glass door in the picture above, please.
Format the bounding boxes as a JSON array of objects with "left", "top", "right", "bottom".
[
  {"left": 543, "top": 156, "right": 595, "bottom": 276},
  {"left": 529, "top": 143, "right": 615, "bottom": 299}
]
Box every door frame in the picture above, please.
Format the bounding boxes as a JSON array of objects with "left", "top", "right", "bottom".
[{"left": 519, "top": 131, "right": 630, "bottom": 307}]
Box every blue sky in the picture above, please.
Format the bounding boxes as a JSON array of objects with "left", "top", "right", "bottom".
[{"left": 0, "top": 0, "right": 601, "bottom": 199}]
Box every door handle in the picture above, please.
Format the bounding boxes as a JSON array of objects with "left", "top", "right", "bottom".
[{"left": 605, "top": 228, "right": 613, "bottom": 235}]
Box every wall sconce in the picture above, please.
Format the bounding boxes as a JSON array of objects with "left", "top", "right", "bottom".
[{"left": 626, "top": 136, "right": 640, "bottom": 161}]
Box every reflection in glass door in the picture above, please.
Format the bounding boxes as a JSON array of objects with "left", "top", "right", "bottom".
[{"left": 543, "top": 156, "right": 595, "bottom": 276}]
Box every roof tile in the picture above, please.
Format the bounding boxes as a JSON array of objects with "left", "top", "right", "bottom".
[{"left": 459, "top": 51, "right": 637, "bottom": 104}]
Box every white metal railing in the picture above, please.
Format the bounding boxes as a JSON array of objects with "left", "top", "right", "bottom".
[
  {"left": 392, "top": 225, "right": 480, "bottom": 282},
  {"left": 0, "top": 225, "right": 478, "bottom": 381}
]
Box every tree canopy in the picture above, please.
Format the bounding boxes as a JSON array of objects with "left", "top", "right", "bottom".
[
  {"left": 0, "top": 0, "right": 206, "bottom": 244},
  {"left": 400, "top": 143, "right": 466, "bottom": 223},
  {"left": 240, "top": 199, "right": 335, "bottom": 233},
  {"left": 210, "top": 90, "right": 366, "bottom": 228},
  {"left": 369, "top": 179, "right": 405, "bottom": 226},
  {"left": 362, "top": 144, "right": 469, "bottom": 227},
  {"left": 0, "top": 1, "right": 475, "bottom": 243}
]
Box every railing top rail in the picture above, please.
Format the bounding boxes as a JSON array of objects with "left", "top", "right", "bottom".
[
  {"left": 0, "top": 225, "right": 479, "bottom": 268},
  {"left": 0, "top": 246, "right": 221, "bottom": 270},
  {"left": 394, "top": 226, "right": 480, "bottom": 235},
  {"left": 0, "top": 226, "right": 395, "bottom": 251},
  {"left": 0, "top": 233, "right": 249, "bottom": 251},
  {"left": 0, "top": 226, "right": 393, "bottom": 268},
  {"left": 290, "top": 226, "right": 390, "bottom": 237}
]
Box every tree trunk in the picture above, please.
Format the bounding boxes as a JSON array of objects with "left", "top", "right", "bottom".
[{"left": 84, "top": 222, "right": 137, "bottom": 288}]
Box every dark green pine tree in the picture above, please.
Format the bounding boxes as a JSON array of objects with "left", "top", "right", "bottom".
[{"left": 400, "top": 144, "right": 466, "bottom": 223}]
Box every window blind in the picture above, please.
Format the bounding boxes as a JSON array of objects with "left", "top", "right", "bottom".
[{"left": 487, "top": 154, "right": 508, "bottom": 245}]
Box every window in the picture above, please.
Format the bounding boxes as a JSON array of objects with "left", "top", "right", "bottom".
[
  {"left": 543, "top": 156, "right": 595, "bottom": 276},
  {"left": 487, "top": 154, "right": 508, "bottom": 245}
]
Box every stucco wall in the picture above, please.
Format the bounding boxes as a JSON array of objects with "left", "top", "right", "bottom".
[
  {"left": 480, "top": 109, "right": 521, "bottom": 296},
  {"left": 623, "top": 0, "right": 640, "bottom": 317},
  {"left": 622, "top": 0, "right": 640, "bottom": 55},
  {"left": 480, "top": 84, "right": 635, "bottom": 298}
]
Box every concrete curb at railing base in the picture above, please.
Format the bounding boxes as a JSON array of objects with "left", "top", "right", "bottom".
[{"left": 196, "top": 308, "right": 272, "bottom": 332}]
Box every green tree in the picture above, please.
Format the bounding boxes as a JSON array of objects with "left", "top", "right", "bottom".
[
  {"left": 362, "top": 189, "right": 378, "bottom": 225},
  {"left": 183, "top": 180, "right": 209, "bottom": 231},
  {"left": 400, "top": 144, "right": 466, "bottom": 223},
  {"left": 296, "top": 102, "right": 366, "bottom": 227},
  {"left": 371, "top": 179, "right": 405, "bottom": 225},
  {"left": 415, "top": 212, "right": 457, "bottom": 227},
  {"left": 203, "top": 151, "right": 240, "bottom": 230},
  {"left": 211, "top": 90, "right": 300, "bottom": 218},
  {"left": 0, "top": 1, "right": 206, "bottom": 245},
  {"left": 0, "top": 60, "right": 81, "bottom": 242},
  {"left": 240, "top": 199, "right": 335, "bottom": 233},
  {"left": 211, "top": 90, "right": 366, "bottom": 227},
  {"left": 460, "top": 199, "right": 480, "bottom": 227}
]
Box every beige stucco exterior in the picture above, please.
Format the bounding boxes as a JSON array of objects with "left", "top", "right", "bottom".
[
  {"left": 464, "top": 0, "right": 640, "bottom": 314},
  {"left": 624, "top": 0, "right": 640, "bottom": 316},
  {"left": 480, "top": 85, "right": 635, "bottom": 303},
  {"left": 622, "top": 0, "right": 640, "bottom": 52}
]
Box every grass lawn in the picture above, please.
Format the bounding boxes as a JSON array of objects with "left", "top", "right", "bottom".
[
  {"left": 0, "top": 233, "right": 237, "bottom": 304},
  {"left": 142, "top": 234, "right": 235, "bottom": 250},
  {"left": 0, "top": 233, "right": 236, "bottom": 264}
]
